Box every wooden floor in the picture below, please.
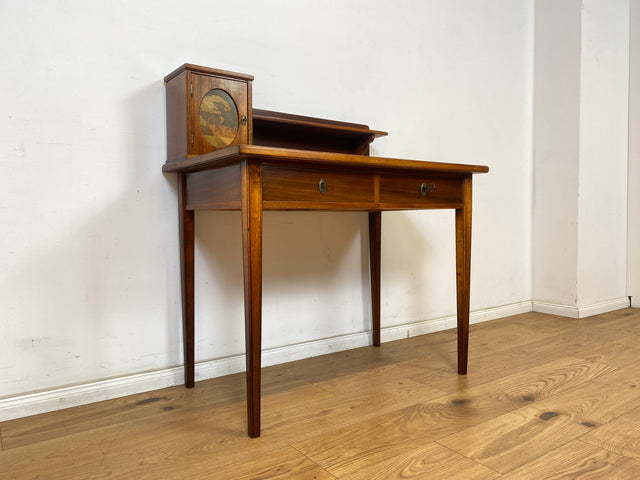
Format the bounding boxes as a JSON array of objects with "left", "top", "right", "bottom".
[{"left": 2, "top": 309, "right": 640, "bottom": 479}]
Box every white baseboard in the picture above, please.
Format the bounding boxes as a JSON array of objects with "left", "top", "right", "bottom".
[
  {"left": 0, "top": 368, "right": 186, "bottom": 423},
  {"left": 0, "top": 300, "right": 532, "bottom": 422},
  {"left": 381, "top": 301, "right": 533, "bottom": 342},
  {"left": 532, "top": 301, "right": 581, "bottom": 318},
  {"left": 532, "top": 297, "right": 631, "bottom": 319}
]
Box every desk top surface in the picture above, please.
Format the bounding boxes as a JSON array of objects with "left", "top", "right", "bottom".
[{"left": 163, "top": 144, "right": 490, "bottom": 175}]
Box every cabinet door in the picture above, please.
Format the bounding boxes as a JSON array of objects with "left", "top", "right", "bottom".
[{"left": 188, "top": 73, "right": 249, "bottom": 156}]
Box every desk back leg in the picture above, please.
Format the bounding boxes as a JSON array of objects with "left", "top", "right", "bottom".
[
  {"left": 178, "top": 172, "right": 195, "bottom": 388},
  {"left": 369, "top": 212, "right": 382, "bottom": 347},
  {"left": 455, "top": 175, "right": 473, "bottom": 375},
  {"left": 241, "top": 160, "right": 263, "bottom": 438}
]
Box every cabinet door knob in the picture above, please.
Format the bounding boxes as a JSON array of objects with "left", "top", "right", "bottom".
[
  {"left": 241, "top": 115, "right": 247, "bottom": 126},
  {"left": 318, "top": 179, "right": 327, "bottom": 194},
  {"left": 420, "top": 182, "right": 436, "bottom": 196}
]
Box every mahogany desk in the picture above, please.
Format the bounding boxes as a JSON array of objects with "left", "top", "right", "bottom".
[{"left": 163, "top": 136, "right": 488, "bottom": 437}]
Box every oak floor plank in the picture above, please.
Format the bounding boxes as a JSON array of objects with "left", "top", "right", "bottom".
[
  {"left": 154, "top": 445, "right": 338, "bottom": 480},
  {"left": 577, "top": 340, "right": 640, "bottom": 368},
  {"left": 588, "top": 308, "right": 640, "bottom": 332},
  {"left": 410, "top": 310, "right": 639, "bottom": 394},
  {"left": 0, "top": 382, "right": 334, "bottom": 478},
  {"left": 312, "top": 358, "right": 452, "bottom": 395},
  {"left": 0, "top": 369, "right": 444, "bottom": 478},
  {"left": 468, "top": 318, "right": 568, "bottom": 354},
  {"left": 2, "top": 309, "right": 640, "bottom": 479},
  {"left": 0, "top": 368, "right": 315, "bottom": 450},
  {"left": 262, "top": 377, "right": 446, "bottom": 440},
  {"left": 0, "top": 432, "right": 336, "bottom": 480},
  {"left": 267, "top": 329, "right": 457, "bottom": 386},
  {"left": 215, "top": 446, "right": 337, "bottom": 480},
  {"left": 292, "top": 356, "right": 614, "bottom": 477},
  {"left": 410, "top": 335, "right": 618, "bottom": 393},
  {"left": 580, "top": 405, "right": 640, "bottom": 459},
  {"left": 498, "top": 439, "right": 635, "bottom": 479},
  {"left": 0, "top": 408, "right": 298, "bottom": 479},
  {"left": 438, "top": 360, "right": 640, "bottom": 473},
  {"left": 487, "top": 311, "right": 576, "bottom": 333},
  {"left": 338, "top": 442, "right": 500, "bottom": 480},
  {"left": 438, "top": 402, "right": 594, "bottom": 474}
]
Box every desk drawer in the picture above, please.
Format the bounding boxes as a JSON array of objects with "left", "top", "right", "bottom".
[
  {"left": 379, "top": 175, "right": 462, "bottom": 204},
  {"left": 262, "top": 166, "right": 375, "bottom": 204}
]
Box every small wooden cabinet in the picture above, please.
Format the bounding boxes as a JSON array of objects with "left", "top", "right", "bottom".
[{"left": 164, "top": 64, "right": 253, "bottom": 162}]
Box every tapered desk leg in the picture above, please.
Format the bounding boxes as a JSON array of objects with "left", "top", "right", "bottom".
[
  {"left": 178, "top": 173, "right": 195, "bottom": 388},
  {"left": 241, "top": 160, "right": 263, "bottom": 438},
  {"left": 369, "top": 212, "right": 381, "bottom": 347},
  {"left": 455, "top": 175, "right": 473, "bottom": 375}
]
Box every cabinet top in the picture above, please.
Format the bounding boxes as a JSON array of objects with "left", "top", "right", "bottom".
[{"left": 164, "top": 64, "right": 254, "bottom": 83}]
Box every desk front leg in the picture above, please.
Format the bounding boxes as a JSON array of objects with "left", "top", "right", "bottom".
[
  {"left": 368, "top": 212, "right": 381, "bottom": 347},
  {"left": 455, "top": 175, "right": 472, "bottom": 375},
  {"left": 178, "top": 172, "right": 195, "bottom": 388},
  {"left": 241, "top": 160, "right": 263, "bottom": 438}
]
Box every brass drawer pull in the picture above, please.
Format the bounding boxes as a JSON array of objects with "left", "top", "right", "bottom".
[
  {"left": 319, "top": 178, "right": 327, "bottom": 194},
  {"left": 420, "top": 182, "right": 436, "bottom": 196}
]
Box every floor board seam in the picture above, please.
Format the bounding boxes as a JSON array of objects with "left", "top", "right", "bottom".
[{"left": 289, "top": 443, "right": 338, "bottom": 479}]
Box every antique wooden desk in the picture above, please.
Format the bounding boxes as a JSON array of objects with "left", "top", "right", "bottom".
[{"left": 163, "top": 64, "right": 489, "bottom": 437}]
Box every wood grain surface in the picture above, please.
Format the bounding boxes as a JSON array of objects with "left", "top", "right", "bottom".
[{"left": 1, "top": 308, "right": 639, "bottom": 479}]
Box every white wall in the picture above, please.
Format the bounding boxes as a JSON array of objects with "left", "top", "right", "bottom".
[
  {"left": 532, "top": 0, "right": 631, "bottom": 316},
  {"left": 0, "top": 0, "right": 529, "bottom": 417},
  {"left": 532, "top": 0, "right": 582, "bottom": 307},
  {"left": 577, "top": 0, "right": 630, "bottom": 307}
]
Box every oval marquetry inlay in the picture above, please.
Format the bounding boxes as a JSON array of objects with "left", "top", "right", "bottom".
[{"left": 199, "top": 89, "right": 239, "bottom": 148}]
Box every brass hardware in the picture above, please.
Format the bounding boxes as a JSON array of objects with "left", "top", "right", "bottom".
[
  {"left": 241, "top": 115, "right": 247, "bottom": 126},
  {"left": 190, "top": 83, "right": 193, "bottom": 96},
  {"left": 420, "top": 182, "right": 436, "bottom": 196},
  {"left": 191, "top": 133, "right": 194, "bottom": 146},
  {"left": 318, "top": 178, "right": 327, "bottom": 194}
]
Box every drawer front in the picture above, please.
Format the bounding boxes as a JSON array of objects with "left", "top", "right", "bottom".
[
  {"left": 379, "top": 175, "right": 462, "bottom": 204},
  {"left": 262, "top": 166, "right": 375, "bottom": 204}
]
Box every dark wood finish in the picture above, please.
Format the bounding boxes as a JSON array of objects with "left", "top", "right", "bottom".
[
  {"left": 165, "top": 70, "right": 188, "bottom": 163},
  {"left": 189, "top": 74, "right": 250, "bottom": 156},
  {"left": 369, "top": 212, "right": 382, "bottom": 347},
  {"left": 177, "top": 172, "right": 195, "bottom": 388},
  {"left": 185, "top": 163, "right": 241, "bottom": 210},
  {"left": 168, "top": 145, "right": 486, "bottom": 436},
  {"left": 163, "top": 144, "right": 489, "bottom": 175},
  {"left": 379, "top": 173, "right": 463, "bottom": 205},
  {"left": 164, "top": 64, "right": 488, "bottom": 437},
  {"left": 253, "top": 109, "right": 386, "bottom": 154},
  {"left": 253, "top": 109, "right": 387, "bottom": 136},
  {"left": 240, "top": 159, "right": 264, "bottom": 438},
  {"left": 262, "top": 166, "right": 375, "bottom": 204},
  {"left": 164, "top": 64, "right": 256, "bottom": 83},
  {"left": 164, "top": 64, "right": 253, "bottom": 162},
  {"left": 455, "top": 175, "right": 473, "bottom": 374}
]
